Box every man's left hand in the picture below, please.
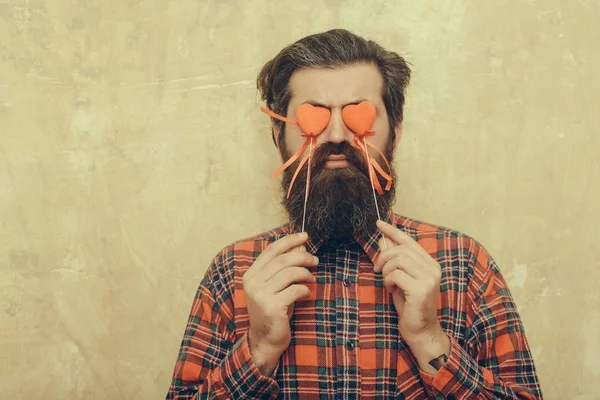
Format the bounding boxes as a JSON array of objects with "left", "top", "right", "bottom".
[{"left": 374, "top": 220, "right": 451, "bottom": 374}]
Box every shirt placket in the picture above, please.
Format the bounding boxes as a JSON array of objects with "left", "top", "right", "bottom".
[{"left": 334, "top": 244, "right": 361, "bottom": 399}]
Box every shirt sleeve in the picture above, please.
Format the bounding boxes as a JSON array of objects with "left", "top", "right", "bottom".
[
  {"left": 166, "top": 258, "right": 280, "bottom": 400},
  {"left": 419, "top": 242, "right": 544, "bottom": 399}
]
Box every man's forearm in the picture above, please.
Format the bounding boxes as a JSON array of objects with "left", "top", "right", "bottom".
[
  {"left": 404, "top": 327, "right": 451, "bottom": 375},
  {"left": 253, "top": 354, "right": 279, "bottom": 377},
  {"left": 248, "top": 332, "right": 281, "bottom": 377}
]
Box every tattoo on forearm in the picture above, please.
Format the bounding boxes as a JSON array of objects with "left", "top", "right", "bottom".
[{"left": 428, "top": 353, "right": 449, "bottom": 370}]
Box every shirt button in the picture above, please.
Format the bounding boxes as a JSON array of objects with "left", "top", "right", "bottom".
[
  {"left": 343, "top": 278, "right": 351, "bottom": 287},
  {"left": 345, "top": 340, "right": 355, "bottom": 351}
]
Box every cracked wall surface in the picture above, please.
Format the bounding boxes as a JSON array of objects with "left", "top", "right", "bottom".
[{"left": 1, "top": 1, "right": 598, "bottom": 399}]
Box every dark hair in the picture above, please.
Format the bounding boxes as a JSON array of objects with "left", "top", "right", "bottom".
[{"left": 257, "top": 29, "right": 411, "bottom": 146}]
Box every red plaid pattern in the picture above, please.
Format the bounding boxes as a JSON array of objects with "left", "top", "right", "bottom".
[{"left": 166, "top": 213, "right": 543, "bottom": 399}]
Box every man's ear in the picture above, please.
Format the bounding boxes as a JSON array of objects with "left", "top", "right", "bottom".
[
  {"left": 392, "top": 122, "right": 403, "bottom": 150},
  {"left": 272, "top": 125, "right": 281, "bottom": 151}
]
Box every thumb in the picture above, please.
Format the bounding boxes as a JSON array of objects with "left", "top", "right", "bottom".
[
  {"left": 293, "top": 244, "right": 307, "bottom": 253},
  {"left": 378, "top": 235, "right": 398, "bottom": 251}
]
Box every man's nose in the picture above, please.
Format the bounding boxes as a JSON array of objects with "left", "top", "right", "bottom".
[{"left": 319, "top": 109, "right": 354, "bottom": 144}]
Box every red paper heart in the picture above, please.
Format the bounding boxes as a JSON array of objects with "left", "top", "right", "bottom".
[
  {"left": 296, "top": 104, "right": 331, "bottom": 136},
  {"left": 342, "top": 101, "right": 376, "bottom": 135}
]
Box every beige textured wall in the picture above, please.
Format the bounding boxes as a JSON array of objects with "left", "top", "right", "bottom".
[{"left": 1, "top": 1, "right": 598, "bottom": 399}]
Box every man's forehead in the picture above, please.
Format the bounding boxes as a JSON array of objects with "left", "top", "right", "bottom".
[{"left": 288, "top": 63, "right": 384, "bottom": 107}]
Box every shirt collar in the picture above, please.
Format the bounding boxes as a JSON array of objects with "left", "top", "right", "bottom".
[{"left": 281, "top": 209, "right": 397, "bottom": 265}]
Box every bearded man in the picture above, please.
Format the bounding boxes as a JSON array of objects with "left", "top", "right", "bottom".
[{"left": 166, "top": 29, "right": 543, "bottom": 400}]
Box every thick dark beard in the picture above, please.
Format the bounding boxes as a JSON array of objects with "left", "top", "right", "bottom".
[{"left": 281, "top": 140, "right": 396, "bottom": 244}]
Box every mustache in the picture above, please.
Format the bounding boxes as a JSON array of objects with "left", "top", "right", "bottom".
[{"left": 310, "top": 142, "right": 370, "bottom": 176}]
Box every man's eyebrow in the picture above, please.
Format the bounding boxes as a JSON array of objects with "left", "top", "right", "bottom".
[
  {"left": 301, "top": 99, "right": 368, "bottom": 108},
  {"left": 302, "top": 100, "right": 329, "bottom": 107}
]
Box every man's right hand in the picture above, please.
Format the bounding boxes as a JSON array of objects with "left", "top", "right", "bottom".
[{"left": 243, "top": 232, "right": 318, "bottom": 376}]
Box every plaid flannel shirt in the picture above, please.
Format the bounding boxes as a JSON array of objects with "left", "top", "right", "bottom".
[{"left": 166, "top": 213, "right": 543, "bottom": 399}]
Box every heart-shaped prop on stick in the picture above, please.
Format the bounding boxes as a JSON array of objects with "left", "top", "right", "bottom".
[
  {"left": 342, "top": 101, "right": 393, "bottom": 196},
  {"left": 342, "top": 101, "right": 394, "bottom": 249},
  {"left": 260, "top": 104, "right": 331, "bottom": 232}
]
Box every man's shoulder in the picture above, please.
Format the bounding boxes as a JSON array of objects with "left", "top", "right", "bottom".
[
  {"left": 212, "top": 223, "right": 290, "bottom": 266},
  {"left": 232, "top": 224, "right": 291, "bottom": 245},
  {"left": 393, "top": 214, "right": 500, "bottom": 294},
  {"left": 392, "top": 213, "right": 492, "bottom": 262},
  {"left": 201, "top": 224, "right": 290, "bottom": 292},
  {"left": 393, "top": 213, "right": 473, "bottom": 240}
]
